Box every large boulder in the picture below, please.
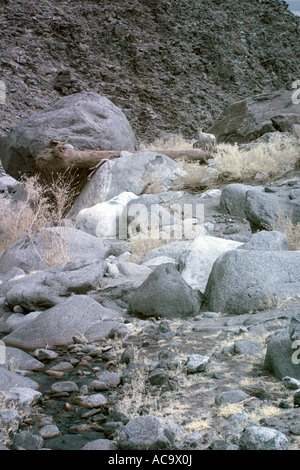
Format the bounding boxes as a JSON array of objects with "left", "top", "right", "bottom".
[
  {"left": 68, "top": 151, "right": 186, "bottom": 218},
  {"left": 238, "top": 230, "right": 290, "bottom": 251},
  {"left": 178, "top": 235, "right": 242, "bottom": 292},
  {"left": 2, "top": 295, "right": 121, "bottom": 350},
  {"left": 205, "top": 250, "right": 300, "bottom": 315},
  {"left": 118, "top": 415, "right": 175, "bottom": 450},
  {"left": 209, "top": 89, "right": 300, "bottom": 144},
  {"left": 239, "top": 426, "right": 289, "bottom": 450},
  {"left": 129, "top": 263, "right": 202, "bottom": 319},
  {"left": 220, "top": 180, "right": 300, "bottom": 231},
  {"left": 76, "top": 192, "right": 138, "bottom": 238},
  {"left": 126, "top": 190, "right": 205, "bottom": 241},
  {"left": 3, "top": 259, "right": 107, "bottom": 311},
  {"left": 219, "top": 184, "right": 259, "bottom": 219},
  {"left": 0, "top": 227, "right": 113, "bottom": 275},
  {"left": 0, "top": 368, "right": 39, "bottom": 392},
  {"left": 0, "top": 92, "right": 138, "bottom": 178},
  {"left": 265, "top": 316, "right": 300, "bottom": 380}
]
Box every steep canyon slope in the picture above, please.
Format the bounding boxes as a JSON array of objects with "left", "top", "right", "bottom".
[{"left": 0, "top": 0, "right": 299, "bottom": 144}]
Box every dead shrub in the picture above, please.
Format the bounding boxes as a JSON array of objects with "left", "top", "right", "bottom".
[{"left": 0, "top": 173, "right": 75, "bottom": 264}]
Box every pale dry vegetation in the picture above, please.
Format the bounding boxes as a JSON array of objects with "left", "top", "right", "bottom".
[
  {"left": 140, "top": 132, "right": 194, "bottom": 151},
  {"left": 214, "top": 135, "right": 300, "bottom": 183},
  {"left": 141, "top": 131, "right": 300, "bottom": 191},
  {"left": 0, "top": 173, "right": 75, "bottom": 262},
  {"left": 267, "top": 211, "right": 300, "bottom": 251}
]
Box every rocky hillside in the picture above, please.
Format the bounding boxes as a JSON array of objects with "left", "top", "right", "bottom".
[{"left": 0, "top": 0, "right": 299, "bottom": 144}]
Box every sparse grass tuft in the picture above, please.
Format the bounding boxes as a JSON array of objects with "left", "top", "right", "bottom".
[
  {"left": 140, "top": 133, "right": 194, "bottom": 151},
  {"left": 0, "top": 173, "right": 76, "bottom": 263},
  {"left": 267, "top": 211, "right": 300, "bottom": 251},
  {"left": 214, "top": 135, "right": 300, "bottom": 183}
]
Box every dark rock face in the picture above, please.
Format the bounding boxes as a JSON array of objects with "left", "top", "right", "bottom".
[
  {"left": 129, "top": 263, "right": 202, "bottom": 319},
  {"left": 209, "top": 90, "right": 300, "bottom": 144},
  {"left": 0, "top": 0, "right": 299, "bottom": 143},
  {"left": 0, "top": 92, "right": 138, "bottom": 178}
]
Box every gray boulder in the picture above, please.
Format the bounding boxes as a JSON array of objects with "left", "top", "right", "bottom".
[
  {"left": 265, "top": 317, "right": 300, "bottom": 380},
  {"left": 215, "top": 390, "right": 250, "bottom": 407},
  {"left": 68, "top": 151, "right": 186, "bottom": 218},
  {"left": 220, "top": 181, "right": 300, "bottom": 232},
  {"left": 238, "top": 230, "right": 290, "bottom": 251},
  {"left": 2, "top": 295, "right": 121, "bottom": 350},
  {"left": 233, "top": 339, "right": 263, "bottom": 356},
  {"left": 1, "top": 346, "right": 44, "bottom": 371},
  {"left": 0, "top": 92, "right": 137, "bottom": 178},
  {"left": 81, "top": 438, "right": 117, "bottom": 450},
  {"left": 244, "top": 186, "right": 300, "bottom": 231},
  {"left": 219, "top": 183, "right": 255, "bottom": 219},
  {"left": 13, "top": 430, "right": 44, "bottom": 450},
  {"left": 0, "top": 368, "right": 39, "bottom": 393},
  {"left": 178, "top": 235, "right": 242, "bottom": 292},
  {"left": 125, "top": 190, "right": 205, "bottom": 241},
  {"left": 141, "top": 240, "right": 191, "bottom": 264},
  {"left": 209, "top": 89, "right": 300, "bottom": 144},
  {"left": 129, "top": 263, "right": 202, "bottom": 319},
  {"left": 4, "top": 259, "right": 106, "bottom": 311},
  {"left": 0, "top": 226, "right": 112, "bottom": 275},
  {"left": 239, "top": 426, "right": 289, "bottom": 450},
  {"left": 118, "top": 415, "right": 175, "bottom": 450},
  {"left": 205, "top": 250, "right": 300, "bottom": 314}
]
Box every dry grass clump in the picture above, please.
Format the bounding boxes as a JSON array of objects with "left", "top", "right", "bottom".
[
  {"left": 126, "top": 236, "right": 169, "bottom": 264},
  {"left": 0, "top": 173, "right": 75, "bottom": 262},
  {"left": 0, "top": 391, "right": 32, "bottom": 446},
  {"left": 215, "top": 135, "right": 300, "bottom": 183},
  {"left": 267, "top": 211, "right": 300, "bottom": 251},
  {"left": 140, "top": 132, "right": 194, "bottom": 151}
]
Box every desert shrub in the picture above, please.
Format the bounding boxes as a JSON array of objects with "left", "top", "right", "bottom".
[
  {"left": 267, "top": 211, "right": 300, "bottom": 251},
  {"left": 215, "top": 135, "right": 300, "bottom": 183},
  {"left": 0, "top": 173, "right": 75, "bottom": 262},
  {"left": 140, "top": 132, "right": 194, "bottom": 151}
]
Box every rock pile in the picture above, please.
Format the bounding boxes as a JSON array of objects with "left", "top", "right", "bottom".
[{"left": 0, "top": 91, "right": 300, "bottom": 451}]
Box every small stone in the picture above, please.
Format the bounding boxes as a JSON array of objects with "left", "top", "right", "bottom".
[
  {"left": 14, "top": 431, "right": 44, "bottom": 450},
  {"left": 289, "top": 423, "right": 300, "bottom": 436},
  {"left": 6, "top": 387, "right": 42, "bottom": 407},
  {"left": 39, "top": 416, "right": 54, "bottom": 427},
  {"left": 80, "top": 385, "right": 89, "bottom": 395},
  {"left": 74, "top": 393, "right": 108, "bottom": 409},
  {"left": 233, "top": 339, "right": 263, "bottom": 356},
  {"left": 51, "top": 381, "right": 78, "bottom": 394},
  {"left": 186, "top": 355, "right": 210, "bottom": 373},
  {"left": 39, "top": 425, "right": 61, "bottom": 440},
  {"left": 88, "top": 380, "right": 108, "bottom": 392},
  {"left": 81, "top": 438, "right": 117, "bottom": 450},
  {"left": 282, "top": 376, "right": 300, "bottom": 390},
  {"left": 95, "top": 371, "right": 121, "bottom": 388},
  {"left": 239, "top": 426, "right": 289, "bottom": 450},
  {"left": 33, "top": 349, "right": 59, "bottom": 361},
  {"left": 45, "top": 370, "right": 65, "bottom": 379},
  {"left": 13, "top": 305, "right": 24, "bottom": 313},
  {"left": 0, "top": 410, "right": 22, "bottom": 432},
  {"left": 294, "top": 390, "right": 300, "bottom": 407},
  {"left": 215, "top": 389, "right": 250, "bottom": 407},
  {"left": 149, "top": 368, "right": 170, "bottom": 386},
  {"left": 69, "top": 423, "right": 91, "bottom": 434},
  {"left": 48, "top": 361, "right": 73, "bottom": 372}
]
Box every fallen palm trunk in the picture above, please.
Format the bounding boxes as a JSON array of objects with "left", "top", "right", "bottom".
[{"left": 36, "top": 141, "right": 212, "bottom": 173}]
